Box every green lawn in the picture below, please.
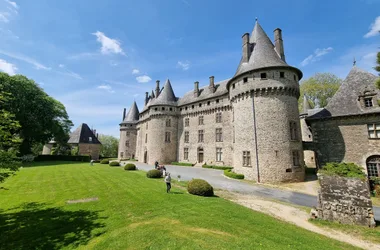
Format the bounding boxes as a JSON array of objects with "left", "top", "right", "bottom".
[{"left": 0, "top": 162, "right": 358, "bottom": 250}]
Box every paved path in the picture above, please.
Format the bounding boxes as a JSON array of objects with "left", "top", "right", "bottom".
[{"left": 132, "top": 162, "right": 380, "bottom": 218}]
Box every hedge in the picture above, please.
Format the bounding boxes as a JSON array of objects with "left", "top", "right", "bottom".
[
  {"left": 318, "top": 162, "right": 365, "bottom": 178},
  {"left": 34, "top": 155, "right": 91, "bottom": 162},
  {"left": 202, "top": 164, "right": 233, "bottom": 170},
  {"left": 224, "top": 169, "right": 244, "bottom": 179},
  {"left": 187, "top": 179, "right": 214, "bottom": 197},
  {"left": 146, "top": 169, "right": 162, "bottom": 178},
  {"left": 109, "top": 161, "right": 120, "bottom": 167},
  {"left": 124, "top": 163, "right": 136, "bottom": 170},
  {"left": 171, "top": 162, "right": 193, "bottom": 167},
  {"left": 100, "top": 159, "right": 110, "bottom": 164}
]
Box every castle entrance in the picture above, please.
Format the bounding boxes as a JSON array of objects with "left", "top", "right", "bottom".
[
  {"left": 197, "top": 148, "right": 204, "bottom": 163},
  {"left": 144, "top": 151, "right": 148, "bottom": 163}
]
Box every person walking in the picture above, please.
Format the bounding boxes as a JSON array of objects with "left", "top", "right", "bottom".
[{"left": 165, "top": 173, "right": 171, "bottom": 193}]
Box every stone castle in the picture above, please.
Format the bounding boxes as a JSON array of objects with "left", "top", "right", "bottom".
[{"left": 118, "top": 20, "right": 305, "bottom": 183}]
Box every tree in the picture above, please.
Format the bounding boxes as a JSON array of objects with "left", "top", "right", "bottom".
[
  {"left": 299, "top": 73, "right": 342, "bottom": 111},
  {"left": 0, "top": 73, "right": 73, "bottom": 154},
  {"left": 375, "top": 52, "right": 380, "bottom": 89},
  {"left": 98, "top": 134, "right": 119, "bottom": 157}
]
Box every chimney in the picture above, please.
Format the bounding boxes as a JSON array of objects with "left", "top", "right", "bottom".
[
  {"left": 194, "top": 81, "right": 199, "bottom": 97},
  {"left": 209, "top": 76, "right": 215, "bottom": 93},
  {"left": 93, "top": 129, "right": 96, "bottom": 136},
  {"left": 96, "top": 133, "right": 98, "bottom": 138},
  {"left": 274, "top": 28, "right": 285, "bottom": 61},
  {"left": 242, "top": 33, "right": 250, "bottom": 63},
  {"left": 122, "top": 108, "right": 126, "bottom": 121},
  {"left": 145, "top": 92, "right": 149, "bottom": 105},
  {"left": 155, "top": 80, "right": 160, "bottom": 97}
]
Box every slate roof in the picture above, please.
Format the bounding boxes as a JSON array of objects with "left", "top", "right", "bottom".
[
  {"left": 68, "top": 123, "right": 101, "bottom": 144},
  {"left": 234, "top": 21, "right": 301, "bottom": 79},
  {"left": 122, "top": 101, "right": 140, "bottom": 124},
  {"left": 307, "top": 67, "right": 380, "bottom": 120},
  {"left": 142, "top": 79, "right": 178, "bottom": 112}
]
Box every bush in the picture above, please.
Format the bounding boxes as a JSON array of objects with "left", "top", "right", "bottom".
[
  {"left": 146, "top": 169, "right": 162, "bottom": 178},
  {"left": 318, "top": 162, "right": 365, "bottom": 178},
  {"left": 187, "top": 179, "right": 214, "bottom": 197},
  {"left": 224, "top": 169, "right": 244, "bottom": 179},
  {"left": 202, "top": 164, "right": 233, "bottom": 170},
  {"left": 100, "top": 159, "right": 109, "bottom": 164},
  {"left": 124, "top": 163, "right": 136, "bottom": 170},
  {"left": 20, "top": 154, "right": 35, "bottom": 162},
  {"left": 34, "top": 155, "right": 91, "bottom": 162},
  {"left": 171, "top": 162, "right": 193, "bottom": 167},
  {"left": 109, "top": 161, "right": 120, "bottom": 167}
]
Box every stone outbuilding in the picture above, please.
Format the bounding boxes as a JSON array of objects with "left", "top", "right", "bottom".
[{"left": 68, "top": 123, "right": 101, "bottom": 160}]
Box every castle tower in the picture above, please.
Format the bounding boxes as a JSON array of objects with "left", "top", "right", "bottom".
[
  {"left": 228, "top": 20, "right": 304, "bottom": 183},
  {"left": 118, "top": 101, "right": 139, "bottom": 159}
]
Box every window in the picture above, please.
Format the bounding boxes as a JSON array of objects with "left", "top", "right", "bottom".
[
  {"left": 89, "top": 137, "right": 92, "bottom": 142},
  {"left": 166, "top": 119, "right": 171, "bottom": 127},
  {"left": 165, "top": 132, "right": 171, "bottom": 143},
  {"left": 232, "top": 83, "right": 235, "bottom": 89},
  {"left": 260, "top": 73, "right": 267, "bottom": 79},
  {"left": 145, "top": 134, "right": 148, "bottom": 143},
  {"left": 216, "top": 148, "right": 222, "bottom": 161},
  {"left": 170, "top": 108, "right": 173, "bottom": 111},
  {"left": 365, "top": 98, "right": 373, "bottom": 107},
  {"left": 243, "top": 151, "right": 251, "bottom": 167},
  {"left": 216, "top": 112, "right": 222, "bottom": 123},
  {"left": 162, "top": 107, "right": 165, "bottom": 111},
  {"left": 184, "top": 148, "right": 189, "bottom": 160},
  {"left": 216, "top": 128, "right": 223, "bottom": 142},
  {"left": 125, "top": 141, "right": 129, "bottom": 147},
  {"left": 289, "top": 121, "right": 298, "bottom": 141},
  {"left": 243, "top": 77, "right": 248, "bottom": 83},
  {"left": 185, "top": 118, "right": 189, "bottom": 127},
  {"left": 368, "top": 124, "right": 380, "bottom": 138},
  {"left": 198, "top": 130, "right": 204, "bottom": 143},
  {"left": 367, "top": 156, "right": 380, "bottom": 178},
  {"left": 180, "top": 108, "right": 182, "bottom": 111},
  {"left": 280, "top": 72, "right": 285, "bottom": 78},
  {"left": 207, "top": 101, "right": 210, "bottom": 105},
  {"left": 185, "top": 107, "right": 188, "bottom": 110},
  {"left": 192, "top": 105, "right": 194, "bottom": 109},
  {"left": 199, "top": 116, "right": 204, "bottom": 125},
  {"left": 292, "top": 151, "right": 300, "bottom": 166},
  {"left": 216, "top": 99, "right": 219, "bottom": 103},
  {"left": 184, "top": 131, "right": 189, "bottom": 143},
  {"left": 199, "top": 103, "right": 202, "bottom": 107},
  {"left": 126, "top": 131, "right": 130, "bottom": 136}
]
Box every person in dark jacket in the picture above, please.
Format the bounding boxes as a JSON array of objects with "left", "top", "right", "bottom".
[{"left": 165, "top": 173, "right": 171, "bottom": 193}]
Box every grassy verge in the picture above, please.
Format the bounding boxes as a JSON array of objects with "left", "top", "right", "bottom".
[
  {"left": 202, "top": 165, "right": 233, "bottom": 170},
  {"left": 0, "top": 161, "right": 358, "bottom": 250},
  {"left": 310, "top": 218, "right": 380, "bottom": 244},
  {"left": 224, "top": 169, "right": 244, "bottom": 179},
  {"left": 171, "top": 162, "right": 194, "bottom": 167}
]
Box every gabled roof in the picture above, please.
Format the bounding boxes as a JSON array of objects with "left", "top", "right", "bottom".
[
  {"left": 308, "top": 67, "right": 380, "bottom": 120},
  {"left": 122, "top": 101, "right": 139, "bottom": 124},
  {"left": 68, "top": 123, "right": 101, "bottom": 144}
]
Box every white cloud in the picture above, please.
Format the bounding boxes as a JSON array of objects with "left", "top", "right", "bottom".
[
  {"left": 0, "top": 58, "right": 17, "bottom": 75},
  {"left": 300, "top": 47, "right": 333, "bottom": 67},
  {"left": 0, "top": 50, "right": 50, "bottom": 70},
  {"left": 92, "top": 31, "right": 125, "bottom": 55},
  {"left": 5, "top": 0, "right": 19, "bottom": 9},
  {"left": 97, "top": 84, "right": 115, "bottom": 93},
  {"left": 67, "top": 52, "right": 99, "bottom": 60},
  {"left": 110, "top": 61, "right": 118, "bottom": 66},
  {"left": 177, "top": 60, "right": 190, "bottom": 70},
  {"left": 364, "top": 16, "right": 380, "bottom": 38},
  {"left": 136, "top": 75, "right": 152, "bottom": 83},
  {"left": 0, "top": 12, "right": 10, "bottom": 22},
  {"left": 132, "top": 69, "right": 139, "bottom": 74},
  {"left": 59, "top": 64, "right": 65, "bottom": 68}
]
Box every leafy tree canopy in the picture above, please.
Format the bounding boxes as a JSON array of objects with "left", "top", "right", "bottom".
[
  {"left": 375, "top": 52, "right": 380, "bottom": 89},
  {"left": 299, "top": 73, "right": 342, "bottom": 111},
  {"left": 98, "top": 134, "right": 119, "bottom": 157}
]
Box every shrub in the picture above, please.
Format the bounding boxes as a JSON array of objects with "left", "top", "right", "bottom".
[
  {"left": 20, "top": 154, "right": 35, "bottom": 162},
  {"left": 124, "top": 163, "right": 136, "bottom": 170},
  {"left": 187, "top": 179, "right": 214, "bottom": 197},
  {"left": 100, "top": 159, "right": 110, "bottom": 164},
  {"left": 171, "top": 162, "right": 193, "bottom": 167},
  {"left": 202, "top": 164, "right": 233, "bottom": 170},
  {"left": 109, "top": 161, "right": 120, "bottom": 167},
  {"left": 224, "top": 169, "right": 244, "bottom": 179},
  {"left": 146, "top": 169, "right": 162, "bottom": 178},
  {"left": 318, "top": 162, "right": 365, "bottom": 178}
]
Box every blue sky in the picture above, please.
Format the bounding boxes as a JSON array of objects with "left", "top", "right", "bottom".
[{"left": 0, "top": 0, "right": 379, "bottom": 138}]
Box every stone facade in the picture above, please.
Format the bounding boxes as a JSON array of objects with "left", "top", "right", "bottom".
[
  {"left": 316, "top": 174, "right": 375, "bottom": 227},
  {"left": 118, "top": 21, "right": 305, "bottom": 183},
  {"left": 77, "top": 143, "right": 101, "bottom": 160}
]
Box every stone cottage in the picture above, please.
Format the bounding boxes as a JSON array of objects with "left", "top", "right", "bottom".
[{"left": 67, "top": 123, "right": 102, "bottom": 160}]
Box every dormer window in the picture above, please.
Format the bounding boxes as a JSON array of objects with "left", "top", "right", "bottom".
[
  {"left": 260, "top": 73, "right": 267, "bottom": 79},
  {"left": 365, "top": 97, "right": 373, "bottom": 108}
]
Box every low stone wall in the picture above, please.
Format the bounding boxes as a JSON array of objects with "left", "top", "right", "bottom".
[{"left": 316, "top": 174, "right": 375, "bottom": 227}]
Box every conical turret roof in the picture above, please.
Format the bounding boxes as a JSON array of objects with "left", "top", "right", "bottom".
[
  {"left": 122, "top": 101, "right": 139, "bottom": 124},
  {"left": 149, "top": 79, "right": 177, "bottom": 106}
]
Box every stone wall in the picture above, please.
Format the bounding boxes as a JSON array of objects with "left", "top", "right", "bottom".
[
  {"left": 316, "top": 174, "right": 375, "bottom": 226},
  {"left": 42, "top": 144, "right": 53, "bottom": 155},
  {"left": 78, "top": 143, "right": 101, "bottom": 160}
]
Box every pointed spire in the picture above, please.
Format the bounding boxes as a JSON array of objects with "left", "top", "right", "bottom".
[
  {"left": 353, "top": 57, "right": 356, "bottom": 66},
  {"left": 123, "top": 101, "right": 139, "bottom": 123},
  {"left": 153, "top": 79, "right": 176, "bottom": 104},
  {"left": 303, "top": 95, "right": 312, "bottom": 113}
]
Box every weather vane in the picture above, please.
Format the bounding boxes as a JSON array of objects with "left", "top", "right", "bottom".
[{"left": 353, "top": 57, "right": 356, "bottom": 66}]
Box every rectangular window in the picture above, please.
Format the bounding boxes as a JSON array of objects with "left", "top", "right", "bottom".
[
  {"left": 243, "top": 151, "right": 251, "bottom": 167},
  {"left": 292, "top": 151, "right": 300, "bottom": 166},
  {"left": 125, "top": 141, "right": 129, "bottom": 147},
  {"left": 365, "top": 98, "right": 373, "bottom": 107},
  {"left": 198, "top": 130, "right": 204, "bottom": 143},
  {"left": 367, "top": 163, "right": 379, "bottom": 178},
  {"left": 126, "top": 131, "right": 130, "bottom": 136},
  {"left": 289, "top": 121, "right": 298, "bottom": 141},
  {"left": 216, "top": 112, "right": 222, "bottom": 123},
  {"left": 166, "top": 119, "right": 171, "bottom": 127},
  {"left": 184, "top": 131, "right": 189, "bottom": 143},
  {"left": 165, "top": 132, "right": 171, "bottom": 143},
  {"left": 368, "top": 124, "right": 380, "bottom": 138},
  {"left": 243, "top": 77, "right": 248, "bottom": 83},
  {"left": 145, "top": 134, "right": 148, "bottom": 143},
  {"left": 260, "top": 73, "right": 267, "bottom": 79},
  {"left": 216, "top": 148, "right": 222, "bottom": 161},
  {"left": 185, "top": 118, "right": 189, "bottom": 127},
  {"left": 184, "top": 148, "right": 189, "bottom": 160},
  {"left": 199, "top": 116, "right": 204, "bottom": 125},
  {"left": 280, "top": 72, "right": 285, "bottom": 78},
  {"left": 216, "top": 128, "right": 223, "bottom": 142}
]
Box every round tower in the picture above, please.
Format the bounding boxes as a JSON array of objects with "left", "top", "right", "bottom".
[
  {"left": 118, "top": 102, "right": 139, "bottom": 159},
  {"left": 228, "top": 21, "right": 304, "bottom": 183}
]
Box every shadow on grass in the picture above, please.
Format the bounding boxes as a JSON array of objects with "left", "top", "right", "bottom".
[
  {"left": 0, "top": 202, "right": 106, "bottom": 250},
  {"left": 23, "top": 161, "right": 90, "bottom": 168}
]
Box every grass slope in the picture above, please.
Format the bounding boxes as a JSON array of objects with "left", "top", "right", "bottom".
[{"left": 0, "top": 162, "right": 358, "bottom": 250}]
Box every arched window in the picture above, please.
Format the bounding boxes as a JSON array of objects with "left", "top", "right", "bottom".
[{"left": 366, "top": 155, "right": 380, "bottom": 178}]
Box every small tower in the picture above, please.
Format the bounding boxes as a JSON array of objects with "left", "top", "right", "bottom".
[{"left": 118, "top": 102, "right": 139, "bottom": 159}]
